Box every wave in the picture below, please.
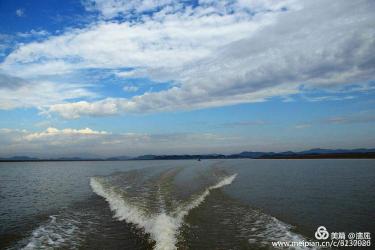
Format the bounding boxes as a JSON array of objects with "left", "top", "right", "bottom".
[
  {"left": 90, "top": 173, "right": 237, "bottom": 250},
  {"left": 178, "top": 182, "right": 314, "bottom": 250},
  {"left": 21, "top": 215, "right": 80, "bottom": 250},
  {"left": 16, "top": 165, "right": 311, "bottom": 250}
]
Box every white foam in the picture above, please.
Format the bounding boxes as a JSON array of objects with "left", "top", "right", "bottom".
[
  {"left": 241, "top": 209, "right": 315, "bottom": 250},
  {"left": 90, "top": 174, "right": 237, "bottom": 250},
  {"left": 21, "top": 215, "right": 79, "bottom": 250},
  {"left": 175, "top": 174, "right": 237, "bottom": 219}
]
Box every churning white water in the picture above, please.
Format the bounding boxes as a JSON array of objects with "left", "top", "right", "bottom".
[{"left": 90, "top": 174, "right": 237, "bottom": 250}]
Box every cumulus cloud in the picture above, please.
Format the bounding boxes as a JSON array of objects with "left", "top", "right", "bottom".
[
  {"left": 47, "top": 99, "right": 123, "bottom": 119},
  {"left": 1, "top": 0, "right": 374, "bottom": 118},
  {"left": 24, "top": 127, "right": 108, "bottom": 141},
  {"left": 0, "top": 127, "right": 245, "bottom": 157}
]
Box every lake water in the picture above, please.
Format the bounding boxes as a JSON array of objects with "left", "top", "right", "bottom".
[{"left": 0, "top": 159, "right": 374, "bottom": 249}]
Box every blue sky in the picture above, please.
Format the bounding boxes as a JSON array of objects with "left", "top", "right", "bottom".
[{"left": 0, "top": 0, "right": 375, "bottom": 157}]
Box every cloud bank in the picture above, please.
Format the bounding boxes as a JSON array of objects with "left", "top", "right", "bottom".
[
  {"left": 0, "top": 0, "right": 374, "bottom": 118},
  {"left": 0, "top": 127, "right": 243, "bottom": 157}
]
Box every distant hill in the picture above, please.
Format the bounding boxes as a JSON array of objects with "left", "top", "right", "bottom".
[
  {"left": 105, "top": 156, "right": 131, "bottom": 161},
  {"left": 228, "top": 151, "right": 273, "bottom": 158},
  {"left": 1, "top": 148, "right": 375, "bottom": 161},
  {"left": 133, "top": 154, "right": 226, "bottom": 160},
  {"left": 298, "top": 148, "right": 375, "bottom": 154},
  {"left": 0, "top": 156, "right": 40, "bottom": 161}
]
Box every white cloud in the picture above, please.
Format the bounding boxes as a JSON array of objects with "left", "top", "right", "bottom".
[
  {"left": 123, "top": 85, "right": 139, "bottom": 92},
  {"left": 16, "top": 29, "right": 49, "bottom": 38},
  {"left": 82, "top": 0, "right": 176, "bottom": 19},
  {"left": 115, "top": 71, "right": 136, "bottom": 78},
  {"left": 48, "top": 83, "right": 299, "bottom": 119},
  {"left": 295, "top": 124, "right": 311, "bottom": 129},
  {"left": 0, "top": 73, "right": 96, "bottom": 109},
  {"left": 0, "top": 127, "right": 246, "bottom": 157},
  {"left": 2, "top": 5, "right": 276, "bottom": 73},
  {"left": 47, "top": 99, "right": 123, "bottom": 119},
  {"left": 16, "top": 9, "right": 24, "bottom": 17},
  {"left": 1, "top": 0, "right": 375, "bottom": 118},
  {"left": 82, "top": 0, "right": 299, "bottom": 20},
  {"left": 44, "top": 0, "right": 375, "bottom": 119},
  {"left": 304, "top": 95, "right": 355, "bottom": 102},
  {"left": 24, "top": 127, "right": 108, "bottom": 141}
]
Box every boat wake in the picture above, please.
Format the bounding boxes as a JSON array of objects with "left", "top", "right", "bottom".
[
  {"left": 90, "top": 169, "right": 237, "bottom": 250},
  {"left": 20, "top": 214, "right": 81, "bottom": 250},
  {"left": 16, "top": 165, "right": 312, "bottom": 250}
]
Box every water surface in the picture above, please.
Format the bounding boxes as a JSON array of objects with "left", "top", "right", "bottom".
[{"left": 1, "top": 159, "right": 374, "bottom": 249}]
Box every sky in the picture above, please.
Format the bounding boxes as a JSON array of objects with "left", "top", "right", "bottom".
[{"left": 0, "top": 0, "right": 375, "bottom": 158}]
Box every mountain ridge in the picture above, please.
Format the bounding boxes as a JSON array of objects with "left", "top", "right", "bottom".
[{"left": 1, "top": 148, "right": 375, "bottom": 161}]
